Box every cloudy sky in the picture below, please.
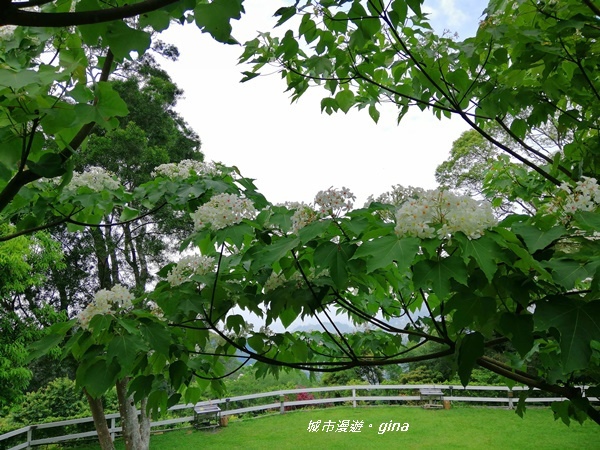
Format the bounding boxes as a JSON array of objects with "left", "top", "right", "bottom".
[{"left": 159, "top": 1, "right": 486, "bottom": 206}]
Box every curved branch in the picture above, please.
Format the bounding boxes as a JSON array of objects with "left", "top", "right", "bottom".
[
  {"left": 291, "top": 251, "right": 356, "bottom": 359},
  {"left": 328, "top": 290, "right": 450, "bottom": 345},
  {"left": 192, "top": 357, "right": 252, "bottom": 381},
  {"left": 583, "top": 0, "right": 600, "bottom": 18},
  {"left": 459, "top": 113, "right": 562, "bottom": 185},
  {"left": 0, "top": 0, "right": 179, "bottom": 27},
  {"left": 209, "top": 242, "right": 226, "bottom": 322},
  {"left": 0, "top": 49, "right": 115, "bottom": 216}
]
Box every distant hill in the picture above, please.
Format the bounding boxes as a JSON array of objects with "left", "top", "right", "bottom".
[{"left": 291, "top": 321, "right": 355, "bottom": 334}]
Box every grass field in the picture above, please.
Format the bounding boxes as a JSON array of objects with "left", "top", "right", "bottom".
[{"left": 72, "top": 406, "right": 599, "bottom": 450}]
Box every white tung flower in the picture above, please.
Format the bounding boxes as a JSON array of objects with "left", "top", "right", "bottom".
[
  {"left": 547, "top": 176, "right": 600, "bottom": 219},
  {"left": 394, "top": 189, "right": 496, "bottom": 240},
  {"left": 290, "top": 203, "right": 319, "bottom": 234},
  {"left": 66, "top": 167, "right": 121, "bottom": 193},
  {"left": 166, "top": 254, "right": 215, "bottom": 286},
  {"left": 192, "top": 193, "right": 256, "bottom": 230},
  {"left": 77, "top": 284, "right": 134, "bottom": 329},
  {"left": 315, "top": 187, "right": 355, "bottom": 217},
  {"left": 152, "top": 159, "right": 221, "bottom": 179}
]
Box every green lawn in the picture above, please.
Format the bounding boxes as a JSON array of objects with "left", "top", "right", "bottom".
[{"left": 72, "top": 406, "right": 599, "bottom": 450}]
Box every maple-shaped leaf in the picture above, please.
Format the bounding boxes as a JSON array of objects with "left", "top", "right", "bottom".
[{"left": 535, "top": 298, "right": 600, "bottom": 373}]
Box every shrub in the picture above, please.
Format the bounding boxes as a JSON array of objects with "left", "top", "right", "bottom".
[{"left": 11, "top": 378, "right": 88, "bottom": 424}]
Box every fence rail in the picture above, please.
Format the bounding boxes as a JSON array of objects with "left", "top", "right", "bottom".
[{"left": 1, "top": 384, "right": 596, "bottom": 449}]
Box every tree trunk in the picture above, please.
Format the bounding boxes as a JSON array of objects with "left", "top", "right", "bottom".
[
  {"left": 116, "top": 378, "right": 150, "bottom": 450},
  {"left": 84, "top": 389, "right": 115, "bottom": 450},
  {"left": 89, "top": 228, "right": 111, "bottom": 289}
]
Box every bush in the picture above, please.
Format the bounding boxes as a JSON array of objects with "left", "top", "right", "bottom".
[{"left": 11, "top": 377, "right": 88, "bottom": 424}]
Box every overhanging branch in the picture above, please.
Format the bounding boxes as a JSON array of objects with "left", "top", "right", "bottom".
[{"left": 0, "top": 0, "right": 180, "bottom": 27}]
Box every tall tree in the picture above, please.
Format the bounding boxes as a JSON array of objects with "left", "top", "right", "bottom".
[
  {"left": 43, "top": 64, "right": 202, "bottom": 450},
  {"left": 0, "top": 227, "right": 65, "bottom": 409},
  {"left": 10, "top": 0, "right": 600, "bottom": 432}
]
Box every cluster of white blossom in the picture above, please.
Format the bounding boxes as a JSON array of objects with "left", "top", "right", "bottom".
[
  {"left": 166, "top": 254, "right": 215, "bottom": 286},
  {"left": 77, "top": 284, "right": 134, "bottom": 329},
  {"left": 287, "top": 188, "right": 356, "bottom": 234},
  {"left": 151, "top": 159, "right": 221, "bottom": 179},
  {"left": 192, "top": 193, "right": 256, "bottom": 230},
  {"left": 263, "top": 271, "right": 302, "bottom": 292},
  {"left": 315, "top": 187, "right": 355, "bottom": 216},
  {"left": 548, "top": 177, "right": 600, "bottom": 216},
  {"left": 148, "top": 301, "right": 165, "bottom": 320},
  {"left": 365, "top": 185, "right": 425, "bottom": 207},
  {"left": 263, "top": 268, "right": 328, "bottom": 293},
  {"left": 290, "top": 203, "right": 320, "bottom": 234},
  {"left": 66, "top": 167, "right": 121, "bottom": 193},
  {"left": 394, "top": 189, "right": 496, "bottom": 240}
]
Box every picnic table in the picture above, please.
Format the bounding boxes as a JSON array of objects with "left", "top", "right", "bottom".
[
  {"left": 419, "top": 388, "right": 444, "bottom": 409},
  {"left": 193, "top": 404, "right": 221, "bottom": 430}
]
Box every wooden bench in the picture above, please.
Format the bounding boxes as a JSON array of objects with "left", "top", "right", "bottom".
[
  {"left": 419, "top": 388, "right": 444, "bottom": 409},
  {"left": 193, "top": 404, "right": 221, "bottom": 430}
]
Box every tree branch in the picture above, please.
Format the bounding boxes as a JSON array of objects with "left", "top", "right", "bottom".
[
  {"left": 0, "top": 0, "right": 179, "bottom": 27},
  {"left": 583, "top": 0, "right": 600, "bottom": 17},
  {"left": 0, "top": 49, "right": 114, "bottom": 219}
]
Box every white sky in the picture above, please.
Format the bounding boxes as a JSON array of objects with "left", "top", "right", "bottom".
[{"left": 158, "top": 1, "right": 486, "bottom": 206}]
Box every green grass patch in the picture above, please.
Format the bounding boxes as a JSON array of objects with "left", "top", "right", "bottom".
[{"left": 71, "top": 406, "right": 599, "bottom": 449}]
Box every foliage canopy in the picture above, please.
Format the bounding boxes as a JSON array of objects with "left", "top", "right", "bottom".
[{"left": 0, "top": 0, "right": 599, "bottom": 431}]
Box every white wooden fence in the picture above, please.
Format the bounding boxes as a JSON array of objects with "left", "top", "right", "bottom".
[{"left": 1, "top": 384, "right": 596, "bottom": 449}]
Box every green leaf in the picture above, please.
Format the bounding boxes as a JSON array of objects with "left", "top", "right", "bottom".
[
  {"left": 274, "top": 6, "right": 296, "bottom": 27},
  {"left": 169, "top": 360, "right": 189, "bottom": 389},
  {"left": 390, "top": 0, "right": 408, "bottom": 24},
  {"left": 455, "top": 234, "right": 503, "bottom": 283},
  {"left": 535, "top": 298, "right": 600, "bottom": 373},
  {"left": 140, "top": 321, "right": 172, "bottom": 357},
  {"left": 498, "top": 313, "right": 534, "bottom": 357},
  {"left": 335, "top": 90, "right": 355, "bottom": 113},
  {"left": 27, "top": 153, "right": 65, "bottom": 178},
  {"left": 104, "top": 21, "right": 151, "bottom": 61},
  {"left": 542, "top": 259, "right": 588, "bottom": 290},
  {"left": 329, "top": 243, "right": 355, "bottom": 289},
  {"left": 516, "top": 391, "right": 528, "bottom": 418},
  {"left": 551, "top": 400, "right": 572, "bottom": 426},
  {"left": 413, "top": 257, "right": 468, "bottom": 299},
  {"left": 509, "top": 118, "right": 527, "bottom": 140},
  {"left": 138, "top": 9, "right": 172, "bottom": 32},
  {"left": 457, "top": 332, "right": 484, "bottom": 387},
  {"left": 368, "top": 104, "right": 380, "bottom": 123},
  {"left": 298, "top": 220, "right": 331, "bottom": 243},
  {"left": 573, "top": 211, "right": 600, "bottom": 231},
  {"left": 27, "top": 321, "right": 74, "bottom": 362},
  {"left": 226, "top": 314, "right": 245, "bottom": 335},
  {"left": 352, "top": 235, "right": 419, "bottom": 273},
  {"left": 147, "top": 389, "right": 168, "bottom": 418},
  {"left": 253, "top": 236, "right": 300, "bottom": 268},
  {"left": 447, "top": 295, "right": 496, "bottom": 331},
  {"left": 107, "top": 333, "right": 146, "bottom": 375},
  {"left": 247, "top": 334, "right": 264, "bottom": 353},
  {"left": 512, "top": 222, "right": 566, "bottom": 252},
  {"left": 279, "top": 307, "right": 299, "bottom": 329},
  {"left": 0, "top": 69, "right": 40, "bottom": 89},
  {"left": 240, "top": 71, "right": 260, "bottom": 83},
  {"left": 77, "top": 359, "right": 120, "bottom": 398},
  {"left": 95, "top": 82, "right": 129, "bottom": 119},
  {"left": 119, "top": 206, "right": 139, "bottom": 222},
  {"left": 195, "top": 0, "right": 244, "bottom": 44}
]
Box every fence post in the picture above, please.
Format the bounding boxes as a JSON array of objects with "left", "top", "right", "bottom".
[
  {"left": 280, "top": 395, "right": 285, "bottom": 414},
  {"left": 508, "top": 389, "right": 514, "bottom": 409},
  {"left": 352, "top": 389, "right": 356, "bottom": 408},
  {"left": 26, "top": 426, "right": 33, "bottom": 449},
  {"left": 111, "top": 417, "right": 116, "bottom": 440}
]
